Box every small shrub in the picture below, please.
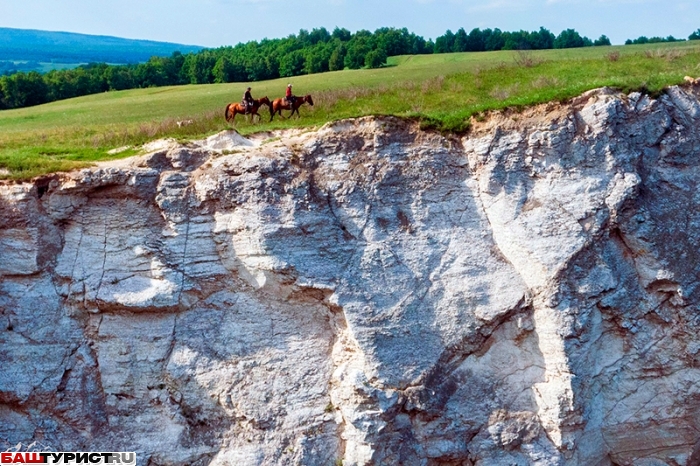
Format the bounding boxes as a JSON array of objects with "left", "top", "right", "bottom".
[
  {"left": 514, "top": 50, "right": 543, "bottom": 68},
  {"left": 532, "top": 75, "right": 561, "bottom": 89},
  {"left": 645, "top": 48, "right": 686, "bottom": 61},
  {"left": 421, "top": 75, "right": 445, "bottom": 93},
  {"left": 490, "top": 87, "right": 511, "bottom": 100},
  {"left": 666, "top": 49, "right": 687, "bottom": 61},
  {"left": 606, "top": 51, "right": 621, "bottom": 62}
]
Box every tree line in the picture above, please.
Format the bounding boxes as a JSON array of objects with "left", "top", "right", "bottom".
[
  {"left": 433, "top": 27, "right": 611, "bottom": 53},
  {"left": 0, "top": 26, "right": 697, "bottom": 110},
  {"left": 625, "top": 35, "right": 685, "bottom": 45}
]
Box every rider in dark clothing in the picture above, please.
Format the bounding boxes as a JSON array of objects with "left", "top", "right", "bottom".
[{"left": 242, "top": 87, "right": 253, "bottom": 113}]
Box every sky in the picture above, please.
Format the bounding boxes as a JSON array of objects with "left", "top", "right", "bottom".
[{"left": 0, "top": 0, "right": 698, "bottom": 48}]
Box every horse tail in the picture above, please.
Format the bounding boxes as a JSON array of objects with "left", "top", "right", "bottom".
[{"left": 224, "top": 104, "right": 231, "bottom": 122}]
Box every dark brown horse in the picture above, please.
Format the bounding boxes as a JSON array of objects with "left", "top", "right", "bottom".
[
  {"left": 225, "top": 96, "right": 271, "bottom": 123},
  {"left": 269, "top": 94, "right": 314, "bottom": 121}
]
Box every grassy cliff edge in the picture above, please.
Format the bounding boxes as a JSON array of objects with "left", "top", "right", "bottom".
[{"left": 1, "top": 41, "right": 699, "bottom": 180}]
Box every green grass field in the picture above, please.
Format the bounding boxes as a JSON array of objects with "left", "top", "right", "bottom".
[{"left": 2, "top": 41, "right": 700, "bottom": 180}]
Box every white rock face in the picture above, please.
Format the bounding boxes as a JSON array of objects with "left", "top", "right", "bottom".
[{"left": 3, "top": 86, "right": 700, "bottom": 465}]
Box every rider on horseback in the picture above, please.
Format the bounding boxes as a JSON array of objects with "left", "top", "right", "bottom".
[
  {"left": 242, "top": 87, "right": 254, "bottom": 114},
  {"left": 285, "top": 84, "right": 295, "bottom": 107}
]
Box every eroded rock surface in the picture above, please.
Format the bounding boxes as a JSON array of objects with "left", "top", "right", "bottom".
[{"left": 3, "top": 86, "right": 700, "bottom": 465}]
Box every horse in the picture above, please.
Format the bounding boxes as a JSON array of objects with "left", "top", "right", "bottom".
[
  {"left": 269, "top": 95, "right": 314, "bottom": 121},
  {"left": 224, "top": 96, "right": 271, "bottom": 123}
]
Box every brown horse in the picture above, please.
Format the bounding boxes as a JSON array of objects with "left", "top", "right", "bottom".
[
  {"left": 269, "top": 94, "right": 314, "bottom": 121},
  {"left": 224, "top": 96, "right": 271, "bottom": 123}
]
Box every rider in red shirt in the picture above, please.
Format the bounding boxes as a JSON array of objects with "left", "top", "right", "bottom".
[{"left": 285, "top": 84, "right": 294, "bottom": 106}]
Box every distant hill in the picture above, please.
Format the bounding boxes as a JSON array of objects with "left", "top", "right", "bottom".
[{"left": 0, "top": 27, "right": 205, "bottom": 73}]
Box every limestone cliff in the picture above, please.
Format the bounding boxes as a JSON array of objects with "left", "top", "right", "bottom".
[{"left": 2, "top": 86, "right": 700, "bottom": 465}]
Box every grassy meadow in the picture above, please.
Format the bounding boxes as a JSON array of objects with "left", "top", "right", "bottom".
[{"left": 2, "top": 40, "right": 700, "bottom": 180}]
